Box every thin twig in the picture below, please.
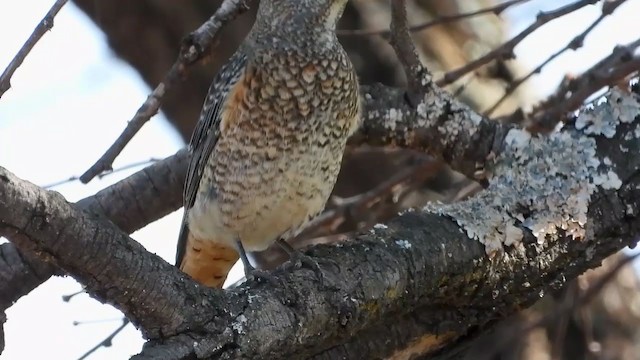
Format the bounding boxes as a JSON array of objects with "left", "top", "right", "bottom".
[
  {"left": 521, "top": 38, "right": 640, "bottom": 132},
  {"left": 73, "top": 318, "right": 125, "bottom": 326},
  {"left": 337, "top": 0, "right": 532, "bottom": 37},
  {"left": 484, "top": 0, "right": 627, "bottom": 117},
  {"left": 61, "top": 289, "right": 84, "bottom": 302},
  {"left": 79, "top": 0, "right": 250, "bottom": 184},
  {"left": 437, "top": 0, "right": 599, "bottom": 87},
  {"left": 41, "top": 158, "right": 160, "bottom": 189},
  {"left": 0, "top": 0, "right": 69, "bottom": 98},
  {"left": 389, "top": 0, "right": 431, "bottom": 99},
  {"left": 77, "top": 318, "right": 130, "bottom": 360}
]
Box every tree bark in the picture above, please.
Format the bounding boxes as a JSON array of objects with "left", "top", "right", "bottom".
[{"left": 2, "top": 78, "right": 639, "bottom": 357}]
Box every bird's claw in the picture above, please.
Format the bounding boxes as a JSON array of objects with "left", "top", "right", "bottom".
[
  {"left": 244, "top": 266, "right": 281, "bottom": 287},
  {"left": 284, "top": 251, "right": 337, "bottom": 287}
]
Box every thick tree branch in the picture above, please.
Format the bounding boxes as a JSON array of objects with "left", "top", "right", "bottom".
[
  {"left": 0, "top": 80, "right": 503, "bottom": 315},
  {"left": 0, "top": 242, "right": 59, "bottom": 309},
  {"left": 351, "top": 83, "right": 510, "bottom": 181},
  {"left": 2, "top": 87, "right": 640, "bottom": 358},
  {"left": 0, "top": 149, "right": 188, "bottom": 313},
  {"left": 76, "top": 149, "right": 188, "bottom": 232},
  {"left": 0, "top": 310, "right": 4, "bottom": 354},
  {"left": 0, "top": 168, "right": 221, "bottom": 338}
]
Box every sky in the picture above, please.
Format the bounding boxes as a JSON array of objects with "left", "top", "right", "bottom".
[{"left": 1, "top": 0, "right": 639, "bottom": 359}]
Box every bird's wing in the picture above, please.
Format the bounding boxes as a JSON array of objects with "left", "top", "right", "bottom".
[{"left": 175, "top": 50, "right": 249, "bottom": 266}]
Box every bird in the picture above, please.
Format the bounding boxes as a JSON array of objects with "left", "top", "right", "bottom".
[{"left": 175, "top": 0, "right": 361, "bottom": 288}]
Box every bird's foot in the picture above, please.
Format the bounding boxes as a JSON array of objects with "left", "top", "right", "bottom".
[
  {"left": 236, "top": 238, "right": 280, "bottom": 287},
  {"left": 284, "top": 249, "right": 338, "bottom": 288},
  {"left": 243, "top": 265, "right": 281, "bottom": 288},
  {"left": 277, "top": 239, "right": 338, "bottom": 288}
]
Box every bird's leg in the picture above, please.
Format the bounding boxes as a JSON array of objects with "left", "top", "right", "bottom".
[
  {"left": 277, "top": 238, "right": 336, "bottom": 286},
  {"left": 235, "top": 239, "right": 280, "bottom": 287}
]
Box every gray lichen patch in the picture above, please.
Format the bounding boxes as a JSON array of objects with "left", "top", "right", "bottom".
[
  {"left": 575, "top": 89, "right": 640, "bottom": 137},
  {"left": 412, "top": 89, "right": 484, "bottom": 151},
  {"left": 363, "top": 86, "right": 485, "bottom": 150},
  {"left": 426, "top": 89, "right": 634, "bottom": 253}
]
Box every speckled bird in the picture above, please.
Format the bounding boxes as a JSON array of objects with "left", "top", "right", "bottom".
[{"left": 176, "top": 0, "right": 361, "bottom": 288}]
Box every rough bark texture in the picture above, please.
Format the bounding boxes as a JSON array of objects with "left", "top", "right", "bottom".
[
  {"left": 2, "top": 82, "right": 640, "bottom": 358},
  {"left": 0, "top": 149, "right": 187, "bottom": 310},
  {"left": 3, "top": 1, "right": 640, "bottom": 358},
  {"left": 470, "top": 252, "right": 640, "bottom": 360},
  {"left": 0, "top": 159, "right": 636, "bottom": 358}
]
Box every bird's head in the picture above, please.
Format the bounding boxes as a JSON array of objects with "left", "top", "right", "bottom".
[{"left": 255, "top": 0, "right": 349, "bottom": 33}]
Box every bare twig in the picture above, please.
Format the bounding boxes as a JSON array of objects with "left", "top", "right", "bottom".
[
  {"left": 521, "top": 38, "right": 640, "bottom": 132},
  {"left": 389, "top": 0, "right": 431, "bottom": 99},
  {"left": 485, "top": 0, "right": 628, "bottom": 117},
  {"left": 61, "top": 289, "right": 84, "bottom": 302},
  {"left": 337, "top": 0, "right": 532, "bottom": 37},
  {"left": 77, "top": 318, "right": 130, "bottom": 360},
  {"left": 437, "top": 0, "right": 599, "bottom": 87},
  {"left": 42, "top": 158, "right": 160, "bottom": 189},
  {"left": 0, "top": 0, "right": 69, "bottom": 98},
  {"left": 78, "top": 0, "right": 250, "bottom": 184},
  {"left": 73, "top": 318, "right": 125, "bottom": 326}
]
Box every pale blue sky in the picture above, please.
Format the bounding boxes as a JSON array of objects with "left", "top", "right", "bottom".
[{"left": 1, "top": 1, "right": 639, "bottom": 359}]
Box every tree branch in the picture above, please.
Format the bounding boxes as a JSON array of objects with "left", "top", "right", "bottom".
[
  {"left": 437, "top": 0, "right": 599, "bottom": 87},
  {"left": 0, "top": 0, "right": 69, "bottom": 98},
  {"left": 484, "top": 0, "right": 628, "bottom": 117},
  {"left": 78, "top": 0, "right": 250, "bottom": 183},
  {"left": 0, "top": 149, "right": 187, "bottom": 312},
  {"left": 389, "top": 0, "right": 429, "bottom": 94},
  {"left": 522, "top": 37, "right": 640, "bottom": 132},
  {"left": 0, "top": 79, "right": 504, "bottom": 315},
  {"left": 337, "top": 0, "right": 532, "bottom": 37},
  {"left": 1, "top": 166, "right": 217, "bottom": 336},
  {"left": 2, "top": 87, "right": 640, "bottom": 358},
  {"left": 0, "top": 242, "right": 59, "bottom": 309},
  {"left": 0, "top": 310, "right": 5, "bottom": 354},
  {"left": 351, "top": 83, "right": 509, "bottom": 181}
]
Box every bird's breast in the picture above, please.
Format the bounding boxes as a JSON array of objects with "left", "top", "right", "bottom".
[
  {"left": 189, "top": 48, "right": 359, "bottom": 251},
  {"left": 193, "top": 138, "right": 344, "bottom": 251}
]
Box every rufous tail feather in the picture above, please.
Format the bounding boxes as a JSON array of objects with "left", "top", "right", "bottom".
[{"left": 179, "top": 232, "right": 239, "bottom": 288}]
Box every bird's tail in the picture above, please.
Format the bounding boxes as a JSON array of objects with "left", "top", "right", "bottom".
[{"left": 177, "top": 222, "right": 239, "bottom": 288}]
